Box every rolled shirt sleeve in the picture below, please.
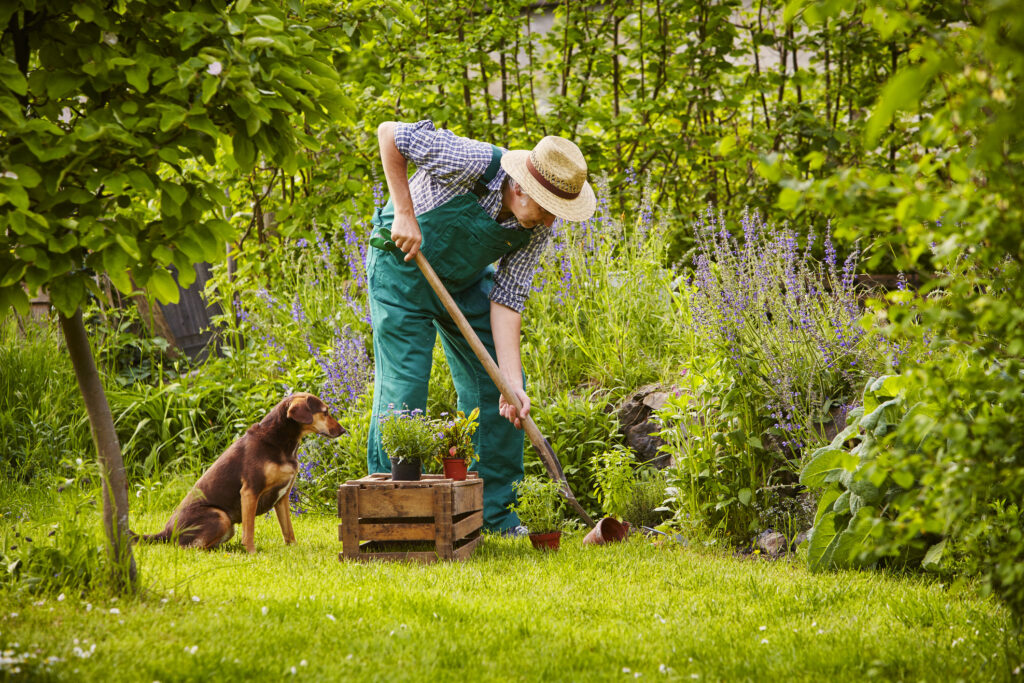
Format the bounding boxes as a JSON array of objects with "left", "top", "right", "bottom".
[{"left": 489, "top": 224, "right": 551, "bottom": 313}]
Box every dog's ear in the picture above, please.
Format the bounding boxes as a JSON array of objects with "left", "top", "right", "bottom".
[{"left": 286, "top": 396, "right": 314, "bottom": 424}]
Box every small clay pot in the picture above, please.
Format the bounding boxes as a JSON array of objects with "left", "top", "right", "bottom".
[
  {"left": 389, "top": 456, "right": 422, "bottom": 481},
  {"left": 528, "top": 530, "right": 562, "bottom": 551},
  {"left": 442, "top": 457, "right": 468, "bottom": 481},
  {"left": 582, "top": 517, "right": 628, "bottom": 546}
]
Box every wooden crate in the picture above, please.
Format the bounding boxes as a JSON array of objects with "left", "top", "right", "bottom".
[{"left": 338, "top": 472, "right": 483, "bottom": 563}]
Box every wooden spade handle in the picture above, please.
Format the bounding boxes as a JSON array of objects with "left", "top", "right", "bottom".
[{"left": 413, "top": 251, "right": 595, "bottom": 527}]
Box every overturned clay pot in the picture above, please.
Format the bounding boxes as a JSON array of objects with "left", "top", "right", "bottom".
[{"left": 583, "top": 517, "right": 629, "bottom": 546}]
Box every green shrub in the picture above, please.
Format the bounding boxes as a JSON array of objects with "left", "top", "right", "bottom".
[
  {"left": 526, "top": 391, "right": 623, "bottom": 519},
  {"left": 590, "top": 447, "right": 669, "bottom": 529},
  {"left": 800, "top": 360, "right": 1024, "bottom": 625},
  {"left": 510, "top": 476, "right": 565, "bottom": 534},
  {"left": 656, "top": 371, "right": 784, "bottom": 542}
]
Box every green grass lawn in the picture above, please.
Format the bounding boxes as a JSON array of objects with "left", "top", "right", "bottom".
[{"left": 0, "top": 496, "right": 1019, "bottom": 682}]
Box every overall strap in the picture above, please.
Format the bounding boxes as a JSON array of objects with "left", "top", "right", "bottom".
[{"left": 471, "top": 144, "right": 503, "bottom": 199}]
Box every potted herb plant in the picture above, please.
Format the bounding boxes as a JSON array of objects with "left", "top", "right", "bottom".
[
  {"left": 510, "top": 476, "right": 565, "bottom": 551},
  {"left": 432, "top": 407, "right": 480, "bottom": 481},
  {"left": 379, "top": 408, "right": 434, "bottom": 481}
]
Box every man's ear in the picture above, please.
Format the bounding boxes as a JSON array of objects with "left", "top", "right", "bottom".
[{"left": 286, "top": 396, "right": 314, "bottom": 424}]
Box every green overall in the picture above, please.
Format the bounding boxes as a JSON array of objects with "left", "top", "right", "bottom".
[{"left": 365, "top": 146, "right": 532, "bottom": 532}]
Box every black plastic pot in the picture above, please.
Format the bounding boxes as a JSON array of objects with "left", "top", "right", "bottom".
[{"left": 389, "top": 456, "right": 422, "bottom": 481}]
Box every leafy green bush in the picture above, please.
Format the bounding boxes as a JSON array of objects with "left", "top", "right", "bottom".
[
  {"left": 799, "top": 374, "right": 927, "bottom": 571},
  {"left": 657, "top": 370, "right": 785, "bottom": 541},
  {"left": 510, "top": 476, "right": 565, "bottom": 534},
  {"left": 523, "top": 181, "right": 690, "bottom": 399},
  {"left": 526, "top": 391, "right": 623, "bottom": 519},
  {"left": 590, "top": 448, "right": 669, "bottom": 529},
  {"left": 800, "top": 361, "right": 1024, "bottom": 624}
]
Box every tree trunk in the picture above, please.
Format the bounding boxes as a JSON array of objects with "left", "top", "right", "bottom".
[{"left": 59, "top": 308, "right": 138, "bottom": 591}]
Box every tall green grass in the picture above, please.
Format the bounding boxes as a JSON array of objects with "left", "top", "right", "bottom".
[{"left": 0, "top": 316, "right": 91, "bottom": 481}]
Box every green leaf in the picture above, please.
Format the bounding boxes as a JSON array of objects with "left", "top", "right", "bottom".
[
  {"left": 849, "top": 478, "right": 880, "bottom": 505},
  {"left": 126, "top": 64, "right": 151, "bottom": 93},
  {"left": 715, "top": 135, "right": 736, "bottom": 156},
  {"left": 161, "top": 181, "right": 188, "bottom": 208},
  {"left": 49, "top": 275, "right": 86, "bottom": 316},
  {"left": 832, "top": 490, "right": 850, "bottom": 515},
  {"left": 147, "top": 268, "right": 180, "bottom": 304},
  {"left": 72, "top": 2, "right": 95, "bottom": 22},
  {"left": 102, "top": 247, "right": 133, "bottom": 294},
  {"left": 0, "top": 58, "right": 27, "bottom": 96},
  {"left": 866, "top": 64, "right": 934, "bottom": 145},
  {"left": 800, "top": 447, "right": 856, "bottom": 488},
  {"left": 253, "top": 14, "right": 284, "bottom": 31},
  {"left": 0, "top": 286, "right": 30, "bottom": 316},
  {"left": 922, "top": 538, "right": 946, "bottom": 572},
  {"left": 807, "top": 511, "right": 842, "bottom": 571},
  {"left": 232, "top": 134, "right": 255, "bottom": 171},
  {"left": 151, "top": 244, "right": 174, "bottom": 264},
  {"left": 891, "top": 470, "right": 915, "bottom": 490},
  {"left": 814, "top": 488, "right": 841, "bottom": 525},
  {"left": 737, "top": 488, "right": 752, "bottom": 506},
  {"left": 115, "top": 233, "right": 141, "bottom": 260}
]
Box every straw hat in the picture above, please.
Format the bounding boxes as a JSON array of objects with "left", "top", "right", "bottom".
[{"left": 501, "top": 136, "right": 596, "bottom": 222}]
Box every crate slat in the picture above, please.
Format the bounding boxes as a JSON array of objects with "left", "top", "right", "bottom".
[
  {"left": 357, "top": 488, "right": 434, "bottom": 518},
  {"left": 360, "top": 522, "right": 436, "bottom": 542},
  {"left": 453, "top": 535, "right": 481, "bottom": 561},
  {"left": 452, "top": 510, "right": 483, "bottom": 540},
  {"left": 453, "top": 481, "right": 484, "bottom": 516}
]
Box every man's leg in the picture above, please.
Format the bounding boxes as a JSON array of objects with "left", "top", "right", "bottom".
[
  {"left": 435, "top": 290, "right": 525, "bottom": 533},
  {"left": 366, "top": 256, "right": 437, "bottom": 474}
]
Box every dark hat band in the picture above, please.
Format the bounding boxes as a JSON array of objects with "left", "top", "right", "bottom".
[{"left": 526, "top": 155, "right": 581, "bottom": 200}]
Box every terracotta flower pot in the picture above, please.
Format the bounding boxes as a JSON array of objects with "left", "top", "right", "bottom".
[
  {"left": 528, "top": 530, "right": 562, "bottom": 551},
  {"left": 389, "top": 456, "right": 422, "bottom": 481},
  {"left": 442, "top": 457, "right": 468, "bottom": 481},
  {"left": 582, "top": 517, "right": 628, "bottom": 546}
]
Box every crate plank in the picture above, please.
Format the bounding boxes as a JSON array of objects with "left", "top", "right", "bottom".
[
  {"left": 339, "top": 485, "right": 360, "bottom": 559},
  {"left": 452, "top": 510, "right": 483, "bottom": 541},
  {"left": 357, "top": 488, "right": 434, "bottom": 518},
  {"left": 453, "top": 535, "right": 481, "bottom": 561},
  {"left": 453, "top": 482, "right": 484, "bottom": 516},
  {"left": 360, "top": 522, "right": 436, "bottom": 542},
  {"left": 434, "top": 486, "right": 454, "bottom": 560}
]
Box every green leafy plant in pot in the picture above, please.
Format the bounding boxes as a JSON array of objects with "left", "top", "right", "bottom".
[
  {"left": 380, "top": 407, "right": 434, "bottom": 481},
  {"left": 433, "top": 407, "right": 480, "bottom": 481},
  {"left": 510, "top": 476, "right": 566, "bottom": 550}
]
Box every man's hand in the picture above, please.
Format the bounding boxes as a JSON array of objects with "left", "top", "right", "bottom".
[
  {"left": 390, "top": 210, "right": 422, "bottom": 261},
  {"left": 499, "top": 386, "right": 531, "bottom": 430}
]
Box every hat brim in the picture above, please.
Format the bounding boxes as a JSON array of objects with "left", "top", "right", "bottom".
[{"left": 501, "top": 150, "right": 596, "bottom": 222}]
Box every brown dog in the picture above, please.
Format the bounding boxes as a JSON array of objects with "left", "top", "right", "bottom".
[{"left": 139, "top": 392, "right": 345, "bottom": 553}]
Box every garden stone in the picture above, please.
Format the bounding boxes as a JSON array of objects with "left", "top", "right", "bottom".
[
  {"left": 615, "top": 384, "right": 677, "bottom": 468},
  {"left": 756, "top": 530, "right": 788, "bottom": 558}
]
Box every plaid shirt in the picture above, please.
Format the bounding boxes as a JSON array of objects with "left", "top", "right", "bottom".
[{"left": 393, "top": 120, "right": 551, "bottom": 313}]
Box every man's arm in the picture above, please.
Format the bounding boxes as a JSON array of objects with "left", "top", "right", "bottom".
[
  {"left": 491, "top": 301, "right": 530, "bottom": 429},
  {"left": 377, "top": 121, "right": 421, "bottom": 261}
]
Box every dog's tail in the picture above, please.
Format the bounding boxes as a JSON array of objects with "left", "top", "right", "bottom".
[{"left": 129, "top": 529, "right": 174, "bottom": 544}]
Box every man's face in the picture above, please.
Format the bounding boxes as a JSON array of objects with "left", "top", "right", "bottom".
[{"left": 512, "top": 191, "right": 557, "bottom": 230}]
